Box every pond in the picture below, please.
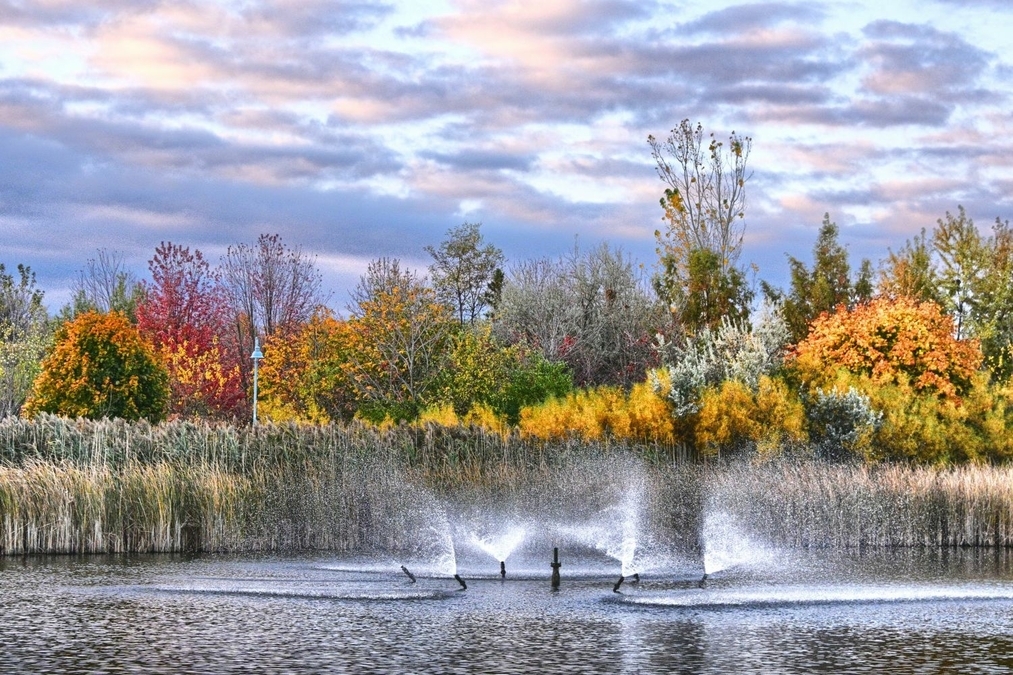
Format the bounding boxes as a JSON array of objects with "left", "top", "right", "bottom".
[{"left": 3, "top": 547, "right": 1013, "bottom": 674}]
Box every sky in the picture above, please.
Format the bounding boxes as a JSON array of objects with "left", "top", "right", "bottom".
[{"left": 1, "top": 0, "right": 1012, "bottom": 312}]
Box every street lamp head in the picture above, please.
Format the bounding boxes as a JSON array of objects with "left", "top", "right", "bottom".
[{"left": 251, "top": 336, "right": 264, "bottom": 360}]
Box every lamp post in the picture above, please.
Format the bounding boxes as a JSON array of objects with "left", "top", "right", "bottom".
[{"left": 251, "top": 336, "right": 264, "bottom": 425}]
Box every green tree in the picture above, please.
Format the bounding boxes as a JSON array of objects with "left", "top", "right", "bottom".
[
  {"left": 766, "top": 214, "right": 872, "bottom": 344},
  {"left": 680, "top": 247, "right": 752, "bottom": 333},
  {"left": 24, "top": 311, "right": 168, "bottom": 421},
  {"left": 0, "top": 263, "right": 50, "bottom": 417},
  {"left": 933, "top": 206, "right": 984, "bottom": 341},
  {"left": 648, "top": 119, "right": 752, "bottom": 317},
  {"left": 426, "top": 222, "right": 505, "bottom": 326}
]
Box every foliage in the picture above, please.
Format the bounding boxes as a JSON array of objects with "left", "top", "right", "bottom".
[
  {"left": 649, "top": 119, "right": 751, "bottom": 316},
  {"left": 791, "top": 296, "right": 982, "bottom": 401},
  {"left": 878, "top": 228, "right": 941, "bottom": 305},
  {"left": 0, "top": 263, "right": 50, "bottom": 417},
  {"left": 930, "top": 208, "right": 1013, "bottom": 379},
  {"left": 136, "top": 242, "right": 244, "bottom": 420},
  {"left": 657, "top": 310, "right": 788, "bottom": 416},
  {"left": 60, "top": 250, "right": 144, "bottom": 323},
  {"left": 436, "top": 326, "right": 518, "bottom": 416},
  {"left": 805, "top": 386, "right": 880, "bottom": 461},
  {"left": 692, "top": 375, "right": 806, "bottom": 457},
  {"left": 765, "top": 214, "right": 873, "bottom": 344},
  {"left": 425, "top": 222, "right": 505, "bottom": 326},
  {"left": 677, "top": 247, "right": 752, "bottom": 332},
  {"left": 258, "top": 309, "right": 357, "bottom": 424},
  {"left": 24, "top": 311, "right": 168, "bottom": 422},
  {"left": 345, "top": 259, "right": 456, "bottom": 422},
  {"left": 495, "top": 242, "right": 664, "bottom": 388},
  {"left": 497, "top": 350, "right": 573, "bottom": 425},
  {"left": 518, "top": 380, "right": 676, "bottom": 444}
]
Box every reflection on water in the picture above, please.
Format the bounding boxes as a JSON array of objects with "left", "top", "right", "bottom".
[{"left": 3, "top": 549, "right": 1013, "bottom": 673}]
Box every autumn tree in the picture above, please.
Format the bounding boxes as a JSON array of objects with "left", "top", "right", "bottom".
[
  {"left": 765, "top": 214, "right": 873, "bottom": 344},
  {"left": 649, "top": 119, "right": 752, "bottom": 320},
  {"left": 790, "top": 296, "right": 981, "bottom": 401},
  {"left": 345, "top": 258, "right": 456, "bottom": 422},
  {"left": 426, "top": 222, "right": 504, "bottom": 326},
  {"left": 62, "top": 250, "right": 144, "bottom": 322},
  {"left": 24, "top": 311, "right": 168, "bottom": 421},
  {"left": 258, "top": 309, "right": 357, "bottom": 424},
  {"left": 220, "top": 233, "right": 326, "bottom": 390},
  {"left": 435, "top": 327, "right": 572, "bottom": 423},
  {"left": 136, "top": 242, "right": 244, "bottom": 420},
  {"left": 878, "top": 228, "right": 941, "bottom": 304},
  {"left": 0, "top": 264, "right": 49, "bottom": 417},
  {"left": 494, "top": 242, "right": 663, "bottom": 388}
]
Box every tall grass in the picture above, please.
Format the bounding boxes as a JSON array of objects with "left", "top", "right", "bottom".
[
  {"left": 4, "top": 415, "right": 1013, "bottom": 555},
  {"left": 707, "top": 461, "right": 1013, "bottom": 548}
]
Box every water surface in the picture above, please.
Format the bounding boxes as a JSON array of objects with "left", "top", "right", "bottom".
[{"left": 3, "top": 548, "right": 1013, "bottom": 673}]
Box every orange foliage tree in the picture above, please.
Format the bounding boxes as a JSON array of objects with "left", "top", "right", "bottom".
[
  {"left": 791, "top": 296, "right": 982, "bottom": 400},
  {"left": 24, "top": 311, "right": 168, "bottom": 421},
  {"left": 258, "top": 309, "right": 357, "bottom": 424}
]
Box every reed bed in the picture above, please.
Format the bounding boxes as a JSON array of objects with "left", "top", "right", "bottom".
[
  {"left": 708, "top": 461, "right": 1013, "bottom": 548},
  {"left": 3, "top": 415, "right": 1013, "bottom": 554}
]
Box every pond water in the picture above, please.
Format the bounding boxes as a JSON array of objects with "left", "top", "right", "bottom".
[{"left": 3, "top": 547, "right": 1013, "bottom": 674}]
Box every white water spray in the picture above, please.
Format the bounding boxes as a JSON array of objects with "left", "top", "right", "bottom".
[{"left": 701, "top": 511, "right": 774, "bottom": 576}]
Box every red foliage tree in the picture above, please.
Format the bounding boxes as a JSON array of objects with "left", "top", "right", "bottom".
[{"left": 136, "top": 242, "right": 245, "bottom": 420}]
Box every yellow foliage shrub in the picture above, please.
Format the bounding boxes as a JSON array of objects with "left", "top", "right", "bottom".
[
  {"left": 754, "top": 375, "right": 807, "bottom": 455},
  {"left": 694, "top": 380, "right": 761, "bottom": 455},
  {"left": 518, "top": 379, "right": 678, "bottom": 445},
  {"left": 416, "top": 403, "right": 460, "bottom": 428}
]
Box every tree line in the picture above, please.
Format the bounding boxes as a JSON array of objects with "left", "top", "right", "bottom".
[{"left": 5, "top": 119, "right": 1013, "bottom": 464}]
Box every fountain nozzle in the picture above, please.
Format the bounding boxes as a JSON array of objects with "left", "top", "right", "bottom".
[
  {"left": 699, "top": 573, "right": 708, "bottom": 588},
  {"left": 613, "top": 575, "right": 625, "bottom": 593},
  {"left": 454, "top": 574, "right": 467, "bottom": 591},
  {"left": 401, "top": 565, "right": 416, "bottom": 583},
  {"left": 500, "top": 560, "right": 506, "bottom": 579},
  {"left": 631, "top": 573, "right": 640, "bottom": 584},
  {"left": 550, "top": 547, "right": 562, "bottom": 589}
]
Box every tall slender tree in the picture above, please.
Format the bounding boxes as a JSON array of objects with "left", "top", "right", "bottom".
[
  {"left": 426, "top": 222, "right": 504, "bottom": 326},
  {"left": 649, "top": 119, "right": 752, "bottom": 318}
]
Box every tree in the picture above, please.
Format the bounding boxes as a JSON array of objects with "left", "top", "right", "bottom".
[
  {"left": 878, "top": 228, "right": 940, "bottom": 304},
  {"left": 494, "top": 242, "right": 664, "bottom": 388},
  {"left": 649, "top": 119, "right": 751, "bottom": 314},
  {"left": 680, "top": 247, "right": 752, "bottom": 333},
  {"left": 766, "top": 214, "right": 873, "bottom": 344},
  {"left": 933, "top": 206, "right": 985, "bottom": 341},
  {"left": 790, "top": 297, "right": 982, "bottom": 402},
  {"left": 258, "top": 309, "right": 357, "bottom": 424},
  {"left": 220, "top": 233, "right": 326, "bottom": 391},
  {"left": 426, "top": 222, "right": 504, "bottom": 326},
  {"left": 0, "top": 264, "right": 49, "bottom": 417},
  {"left": 63, "top": 250, "right": 144, "bottom": 322},
  {"left": 136, "top": 242, "right": 244, "bottom": 420},
  {"left": 345, "top": 258, "right": 456, "bottom": 422},
  {"left": 24, "top": 311, "right": 168, "bottom": 421}
]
